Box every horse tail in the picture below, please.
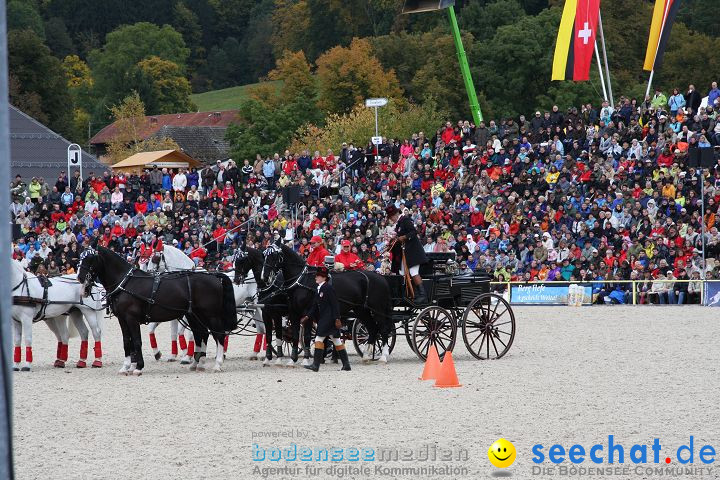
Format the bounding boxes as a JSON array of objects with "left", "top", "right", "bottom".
[
  {"left": 219, "top": 274, "right": 238, "bottom": 331},
  {"left": 67, "top": 316, "right": 79, "bottom": 339}
]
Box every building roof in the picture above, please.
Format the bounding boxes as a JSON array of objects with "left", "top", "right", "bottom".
[
  {"left": 10, "top": 105, "right": 107, "bottom": 181},
  {"left": 89, "top": 110, "right": 239, "bottom": 146},
  {"left": 112, "top": 149, "right": 202, "bottom": 172},
  {"left": 151, "top": 125, "right": 231, "bottom": 164}
]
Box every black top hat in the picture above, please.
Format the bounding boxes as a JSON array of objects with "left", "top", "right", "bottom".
[{"left": 315, "top": 266, "right": 329, "bottom": 278}]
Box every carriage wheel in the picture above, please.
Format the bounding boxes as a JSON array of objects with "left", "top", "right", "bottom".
[
  {"left": 461, "top": 293, "right": 515, "bottom": 360},
  {"left": 411, "top": 306, "right": 456, "bottom": 361},
  {"left": 404, "top": 320, "right": 416, "bottom": 353},
  {"left": 352, "top": 319, "right": 396, "bottom": 360}
]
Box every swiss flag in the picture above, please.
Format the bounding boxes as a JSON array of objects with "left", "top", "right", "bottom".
[{"left": 573, "top": 0, "right": 601, "bottom": 81}]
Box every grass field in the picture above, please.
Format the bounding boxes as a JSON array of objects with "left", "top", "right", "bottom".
[{"left": 190, "top": 80, "right": 282, "bottom": 112}]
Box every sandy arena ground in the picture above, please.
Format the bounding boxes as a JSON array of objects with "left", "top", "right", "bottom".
[{"left": 12, "top": 306, "right": 720, "bottom": 480}]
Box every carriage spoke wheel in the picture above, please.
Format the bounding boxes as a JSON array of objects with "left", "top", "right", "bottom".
[
  {"left": 412, "top": 306, "right": 456, "bottom": 361},
  {"left": 306, "top": 324, "right": 334, "bottom": 360},
  {"left": 461, "top": 293, "right": 515, "bottom": 360},
  {"left": 352, "top": 319, "right": 396, "bottom": 360}
]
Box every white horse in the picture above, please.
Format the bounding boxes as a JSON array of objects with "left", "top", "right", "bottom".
[
  {"left": 139, "top": 246, "right": 197, "bottom": 365},
  {"left": 11, "top": 259, "right": 104, "bottom": 371}
]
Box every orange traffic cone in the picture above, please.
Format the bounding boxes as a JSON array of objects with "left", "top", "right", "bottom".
[
  {"left": 434, "top": 351, "right": 461, "bottom": 388},
  {"left": 419, "top": 345, "right": 442, "bottom": 380}
]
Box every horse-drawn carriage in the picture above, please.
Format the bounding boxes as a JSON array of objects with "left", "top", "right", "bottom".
[{"left": 344, "top": 252, "right": 516, "bottom": 362}]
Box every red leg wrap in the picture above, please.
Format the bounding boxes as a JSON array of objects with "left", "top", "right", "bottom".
[
  {"left": 187, "top": 340, "right": 195, "bottom": 356},
  {"left": 149, "top": 333, "right": 158, "bottom": 349},
  {"left": 253, "top": 334, "right": 263, "bottom": 353},
  {"left": 56, "top": 341, "right": 62, "bottom": 360},
  {"left": 171, "top": 340, "right": 178, "bottom": 355},
  {"left": 61, "top": 343, "right": 69, "bottom": 361},
  {"left": 79, "top": 340, "right": 88, "bottom": 360},
  {"left": 94, "top": 341, "right": 102, "bottom": 358},
  {"left": 25, "top": 347, "right": 32, "bottom": 363},
  {"left": 178, "top": 335, "right": 187, "bottom": 351},
  {"left": 13, "top": 346, "right": 20, "bottom": 363},
  {"left": 223, "top": 336, "right": 229, "bottom": 352}
]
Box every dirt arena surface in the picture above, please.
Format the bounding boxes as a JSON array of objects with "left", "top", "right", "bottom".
[{"left": 13, "top": 306, "right": 720, "bottom": 480}]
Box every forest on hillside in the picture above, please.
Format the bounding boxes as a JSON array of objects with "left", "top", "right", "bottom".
[{"left": 8, "top": 0, "right": 720, "bottom": 155}]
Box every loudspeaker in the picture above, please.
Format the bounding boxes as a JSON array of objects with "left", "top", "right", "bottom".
[
  {"left": 401, "top": 0, "right": 455, "bottom": 14},
  {"left": 688, "top": 148, "right": 701, "bottom": 168},
  {"left": 700, "top": 147, "right": 716, "bottom": 168},
  {"left": 283, "top": 185, "right": 301, "bottom": 205}
]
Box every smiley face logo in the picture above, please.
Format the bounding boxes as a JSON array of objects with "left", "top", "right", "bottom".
[{"left": 488, "top": 438, "right": 516, "bottom": 468}]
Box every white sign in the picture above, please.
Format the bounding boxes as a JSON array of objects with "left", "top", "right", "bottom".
[
  {"left": 371, "top": 136, "right": 383, "bottom": 145},
  {"left": 365, "top": 98, "right": 388, "bottom": 108},
  {"left": 67, "top": 143, "right": 82, "bottom": 178}
]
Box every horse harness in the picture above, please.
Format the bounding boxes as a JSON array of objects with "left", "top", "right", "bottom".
[{"left": 12, "top": 273, "right": 80, "bottom": 322}]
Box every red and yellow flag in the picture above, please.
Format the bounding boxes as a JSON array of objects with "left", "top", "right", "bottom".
[
  {"left": 552, "top": 0, "right": 601, "bottom": 81},
  {"left": 643, "top": 0, "right": 682, "bottom": 72}
]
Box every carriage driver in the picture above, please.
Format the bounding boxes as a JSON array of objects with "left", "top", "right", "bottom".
[
  {"left": 385, "top": 204, "right": 429, "bottom": 305},
  {"left": 300, "top": 266, "right": 351, "bottom": 372}
]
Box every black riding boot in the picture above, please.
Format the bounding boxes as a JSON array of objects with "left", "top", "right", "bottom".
[
  {"left": 338, "top": 347, "right": 351, "bottom": 371},
  {"left": 304, "top": 344, "right": 324, "bottom": 372},
  {"left": 331, "top": 346, "right": 339, "bottom": 364},
  {"left": 414, "top": 283, "right": 428, "bottom": 305}
]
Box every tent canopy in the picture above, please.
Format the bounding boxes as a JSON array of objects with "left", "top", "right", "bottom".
[{"left": 111, "top": 149, "right": 202, "bottom": 174}]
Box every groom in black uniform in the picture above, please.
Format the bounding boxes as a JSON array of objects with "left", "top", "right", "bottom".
[
  {"left": 386, "top": 204, "right": 429, "bottom": 304},
  {"left": 301, "top": 266, "right": 351, "bottom": 372}
]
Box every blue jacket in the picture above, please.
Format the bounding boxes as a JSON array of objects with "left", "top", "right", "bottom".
[{"left": 162, "top": 174, "right": 172, "bottom": 191}]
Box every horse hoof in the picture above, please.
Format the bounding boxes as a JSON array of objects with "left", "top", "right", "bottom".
[
  {"left": 132, "top": 369, "right": 142, "bottom": 376},
  {"left": 257, "top": 351, "right": 267, "bottom": 360},
  {"left": 301, "top": 358, "right": 311, "bottom": 367},
  {"left": 378, "top": 355, "right": 388, "bottom": 363},
  {"left": 76, "top": 361, "right": 87, "bottom": 368},
  {"left": 263, "top": 358, "right": 272, "bottom": 367},
  {"left": 213, "top": 365, "right": 222, "bottom": 372},
  {"left": 166, "top": 356, "right": 176, "bottom": 363},
  {"left": 196, "top": 366, "right": 206, "bottom": 372},
  {"left": 13, "top": 367, "right": 19, "bottom": 372},
  {"left": 189, "top": 363, "right": 197, "bottom": 371},
  {"left": 154, "top": 352, "right": 162, "bottom": 361},
  {"left": 91, "top": 360, "right": 103, "bottom": 368},
  {"left": 274, "top": 358, "right": 284, "bottom": 366},
  {"left": 286, "top": 359, "right": 297, "bottom": 368},
  {"left": 21, "top": 366, "right": 31, "bottom": 372},
  {"left": 53, "top": 360, "right": 65, "bottom": 368},
  {"left": 248, "top": 355, "right": 258, "bottom": 361}
]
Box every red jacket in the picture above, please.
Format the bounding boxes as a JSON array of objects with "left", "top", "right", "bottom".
[
  {"left": 307, "top": 246, "right": 330, "bottom": 267},
  {"left": 334, "top": 250, "right": 364, "bottom": 270}
]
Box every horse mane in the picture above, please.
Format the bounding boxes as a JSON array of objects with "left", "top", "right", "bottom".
[{"left": 279, "top": 243, "right": 306, "bottom": 267}]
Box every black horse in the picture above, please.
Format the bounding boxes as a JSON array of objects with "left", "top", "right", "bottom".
[
  {"left": 234, "top": 247, "right": 295, "bottom": 365},
  {"left": 78, "top": 246, "right": 237, "bottom": 374},
  {"left": 260, "top": 243, "right": 394, "bottom": 362}
]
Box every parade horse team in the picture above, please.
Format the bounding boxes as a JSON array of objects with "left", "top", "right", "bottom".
[{"left": 12, "top": 205, "right": 425, "bottom": 374}]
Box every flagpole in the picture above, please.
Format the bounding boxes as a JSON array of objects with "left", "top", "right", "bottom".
[
  {"left": 597, "top": 9, "right": 613, "bottom": 107},
  {"left": 594, "top": 41, "right": 608, "bottom": 103},
  {"left": 644, "top": 0, "right": 672, "bottom": 99}
]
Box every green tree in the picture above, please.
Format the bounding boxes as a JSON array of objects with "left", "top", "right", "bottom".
[
  {"left": 227, "top": 96, "right": 318, "bottom": 159},
  {"left": 458, "top": 0, "right": 526, "bottom": 43},
  {"left": 8, "top": 29, "right": 72, "bottom": 135},
  {"left": 315, "top": 38, "right": 403, "bottom": 114},
  {"left": 89, "top": 22, "right": 189, "bottom": 116},
  {"left": 135, "top": 56, "right": 196, "bottom": 114},
  {"left": 44, "top": 17, "right": 75, "bottom": 58},
  {"left": 7, "top": 0, "right": 44, "bottom": 38}
]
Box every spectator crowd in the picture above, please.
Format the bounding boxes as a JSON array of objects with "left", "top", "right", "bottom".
[{"left": 10, "top": 82, "right": 720, "bottom": 305}]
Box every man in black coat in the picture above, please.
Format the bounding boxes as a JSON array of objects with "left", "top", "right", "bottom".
[
  {"left": 301, "top": 266, "right": 351, "bottom": 372},
  {"left": 386, "top": 204, "right": 429, "bottom": 304}
]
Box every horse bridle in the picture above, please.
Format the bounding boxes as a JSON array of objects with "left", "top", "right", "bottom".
[{"left": 261, "top": 246, "right": 283, "bottom": 288}]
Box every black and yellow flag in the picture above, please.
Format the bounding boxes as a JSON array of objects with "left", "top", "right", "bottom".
[{"left": 643, "top": 0, "right": 681, "bottom": 71}]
